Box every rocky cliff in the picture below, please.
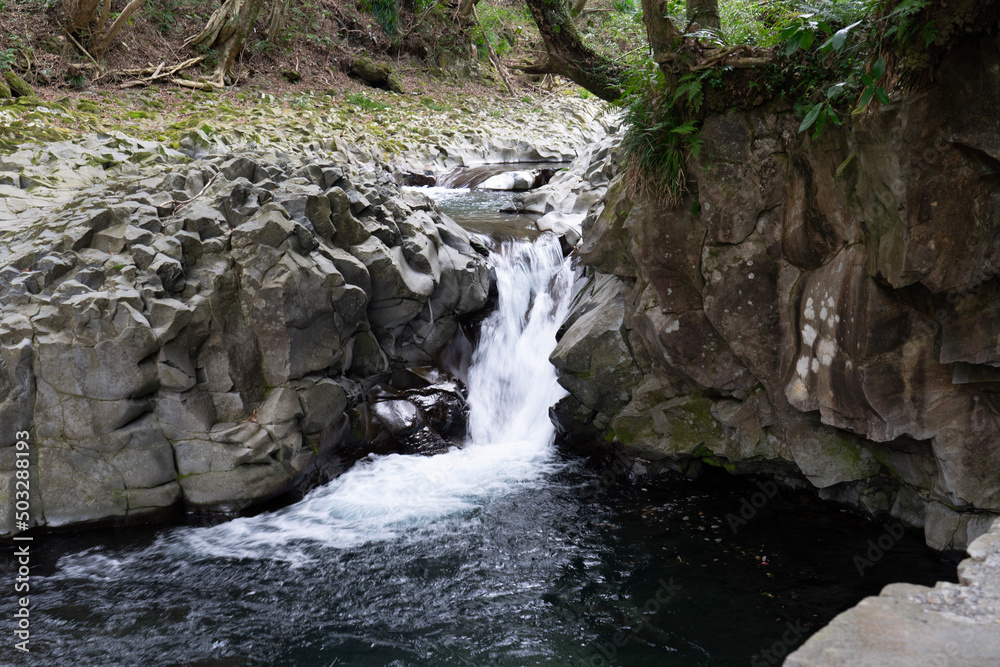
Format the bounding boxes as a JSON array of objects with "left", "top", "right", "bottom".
[
  {"left": 552, "top": 31, "right": 1000, "bottom": 551},
  {"left": 0, "top": 144, "right": 492, "bottom": 533}
]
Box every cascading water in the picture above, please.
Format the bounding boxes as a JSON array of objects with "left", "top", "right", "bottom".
[
  {"left": 10, "top": 216, "right": 954, "bottom": 667},
  {"left": 466, "top": 237, "right": 574, "bottom": 447},
  {"left": 172, "top": 234, "right": 578, "bottom": 558}
]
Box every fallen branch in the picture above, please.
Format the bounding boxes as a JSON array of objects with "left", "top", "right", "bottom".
[
  {"left": 64, "top": 30, "right": 102, "bottom": 74},
  {"left": 686, "top": 44, "right": 771, "bottom": 72},
  {"left": 170, "top": 171, "right": 223, "bottom": 214},
  {"left": 169, "top": 77, "right": 222, "bottom": 91},
  {"left": 690, "top": 55, "right": 770, "bottom": 71},
  {"left": 110, "top": 56, "right": 206, "bottom": 88},
  {"left": 121, "top": 56, "right": 204, "bottom": 79}
]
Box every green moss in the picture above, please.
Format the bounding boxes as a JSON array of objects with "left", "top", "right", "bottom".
[
  {"left": 666, "top": 395, "right": 723, "bottom": 452},
  {"left": 692, "top": 444, "right": 737, "bottom": 474},
  {"left": 604, "top": 413, "right": 656, "bottom": 446},
  {"left": 818, "top": 435, "right": 873, "bottom": 478}
]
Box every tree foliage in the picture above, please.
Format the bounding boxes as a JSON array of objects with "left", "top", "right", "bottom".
[{"left": 528, "top": 0, "right": 999, "bottom": 206}]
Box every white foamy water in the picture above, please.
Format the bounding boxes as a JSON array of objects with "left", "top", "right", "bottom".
[{"left": 57, "top": 234, "right": 578, "bottom": 572}]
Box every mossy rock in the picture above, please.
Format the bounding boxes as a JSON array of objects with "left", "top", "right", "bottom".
[
  {"left": 5, "top": 71, "right": 34, "bottom": 98},
  {"left": 0, "top": 77, "right": 11, "bottom": 99},
  {"left": 350, "top": 57, "right": 404, "bottom": 94}
]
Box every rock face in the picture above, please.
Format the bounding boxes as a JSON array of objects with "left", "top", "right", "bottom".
[
  {"left": 0, "top": 146, "right": 491, "bottom": 533},
  {"left": 785, "top": 518, "right": 1000, "bottom": 666},
  {"left": 553, "top": 32, "right": 1000, "bottom": 550}
]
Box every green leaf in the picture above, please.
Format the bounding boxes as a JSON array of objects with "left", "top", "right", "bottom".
[
  {"left": 799, "top": 103, "right": 823, "bottom": 133},
  {"left": 800, "top": 30, "right": 814, "bottom": 50},
  {"left": 860, "top": 73, "right": 874, "bottom": 87},
  {"left": 889, "top": 0, "right": 929, "bottom": 18},
  {"left": 835, "top": 152, "right": 856, "bottom": 178},
  {"left": 779, "top": 26, "right": 800, "bottom": 42},
  {"left": 784, "top": 33, "right": 803, "bottom": 56},
  {"left": 857, "top": 86, "right": 875, "bottom": 109},
  {"left": 670, "top": 121, "right": 698, "bottom": 134},
  {"left": 872, "top": 56, "right": 886, "bottom": 81},
  {"left": 827, "top": 82, "right": 847, "bottom": 99},
  {"left": 820, "top": 20, "right": 862, "bottom": 53},
  {"left": 876, "top": 87, "right": 891, "bottom": 105},
  {"left": 814, "top": 108, "right": 828, "bottom": 137}
]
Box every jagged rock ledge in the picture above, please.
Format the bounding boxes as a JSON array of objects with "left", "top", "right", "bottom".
[
  {"left": 0, "top": 91, "right": 618, "bottom": 536},
  {"left": 786, "top": 518, "right": 1000, "bottom": 666},
  {"left": 0, "top": 144, "right": 494, "bottom": 534}
]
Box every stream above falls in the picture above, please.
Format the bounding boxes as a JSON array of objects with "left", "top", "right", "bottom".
[{"left": 0, "top": 185, "right": 957, "bottom": 667}]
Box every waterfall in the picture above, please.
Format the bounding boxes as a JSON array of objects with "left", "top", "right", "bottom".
[
  {"left": 143, "top": 233, "right": 578, "bottom": 560},
  {"left": 466, "top": 235, "right": 574, "bottom": 447}
]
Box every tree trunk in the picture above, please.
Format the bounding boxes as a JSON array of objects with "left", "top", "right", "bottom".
[
  {"left": 473, "top": 4, "right": 515, "bottom": 94},
  {"left": 265, "top": 0, "right": 292, "bottom": 42},
  {"left": 59, "top": 0, "right": 102, "bottom": 33},
  {"left": 457, "top": 0, "right": 479, "bottom": 20},
  {"left": 186, "top": 0, "right": 267, "bottom": 85},
  {"left": 640, "top": 0, "right": 682, "bottom": 80},
  {"left": 91, "top": 0, "right": 146, "bottom": 57},
  {"left": 524, "top": 0, "right": 627, "bottom": 101},
  {"left": 686, "top": 0, "right": 719, "bottom": 30}
]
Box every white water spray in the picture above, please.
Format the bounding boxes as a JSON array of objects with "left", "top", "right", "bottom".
[{"left": 131, "top": 233, "right": 579, "bottom": 561}]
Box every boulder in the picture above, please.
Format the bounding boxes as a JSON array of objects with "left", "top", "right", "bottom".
[
  {"left": 786, "top": 519, "right": 1000, "bottom": 667},
  {"left": 550, "top": 275, "right": 642, "bottom": 425},
  {"left": 479, "top": 171, "right": 535, "bottom": 191},
  {"left": 350, "top": 56, "right": 404, "bottom": 94},
  {"left": 5, "top": 71, "right": 33, "bottom": 98}
]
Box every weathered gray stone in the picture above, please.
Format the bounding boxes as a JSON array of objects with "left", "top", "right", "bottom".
[
  {"left": 231, "top": 205, "right": 295, "bottom": 249},
  {"left": 298, "top": 380, "right": 348, "bottom": 434},
  {"left": 0, "top": 134, "right": 509, "bottom": 535},
  {"left": 149, "top": 254, "right": 185, "bottom": 292},
  {"left": 787, "top": 518, "right": 1000, "bottom": 667},
  {"left": 256, "top": 387, "right": 304, "bottom": 425},
  {"left": 551, "top": 275, "right": 641, "bottom": 420}
]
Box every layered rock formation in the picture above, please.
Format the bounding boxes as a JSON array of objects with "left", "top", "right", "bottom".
[
  {"left": 552, "top": 32, "right": 1000, "bottom": 550},
  {"left": 0, "top": 146, "right": 491, "bottom": 533}
]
